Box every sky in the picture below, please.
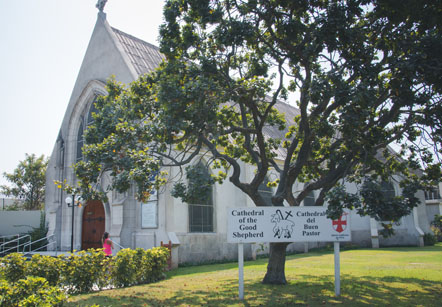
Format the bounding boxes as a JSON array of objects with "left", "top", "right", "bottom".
[{"left": 0, "top": 0, "right": 166, "bottom": 187}]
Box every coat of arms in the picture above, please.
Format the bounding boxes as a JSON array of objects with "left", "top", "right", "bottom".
[{"left": 332, "top": 212, "right": 348, "bottom": 233}]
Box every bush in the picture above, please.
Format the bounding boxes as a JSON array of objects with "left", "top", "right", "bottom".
[
  {"left": 147, "top": 247, "right": 169, "bottom": 282},
  {"left": 111, "top": 247, "right": 169, "bottom": 287},
  {"left": 431, "top": 214, "right": 442, "bottom": 242},
  {"left": 423, "top": 233, "right": 437, "bottom": 246},
  {"left": 0, "top": 253, "right": 27, "bottom": 283},
  {"left": 0, "top": 276, "right": 66, "bottom": 307},
  {"left": 112, "top": 249, "right": 138, "bottom": 287},
  {"left": 0, "top": 246, "right": 169, "bottom": 297},
  {"left": 62, "top": 249, "right": 108, "bottom": 294},
  {"left": 26, "top": 254, "right": 62, "bottom": 286}
]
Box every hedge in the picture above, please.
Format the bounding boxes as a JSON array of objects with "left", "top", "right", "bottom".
[{"left": 0, "top": 246, "right": 169, "bottom": 304}]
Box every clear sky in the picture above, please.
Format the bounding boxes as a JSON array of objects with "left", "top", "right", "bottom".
[{"left": 0, "top": 0, "right": 166, "bottom": 187}]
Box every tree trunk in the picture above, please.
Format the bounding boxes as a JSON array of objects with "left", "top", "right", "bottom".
[{"left": 262, "top": 242, "right": 289, "bottom": 284}]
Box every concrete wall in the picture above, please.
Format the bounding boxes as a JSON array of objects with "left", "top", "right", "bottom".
[
  {"left": 0, "top": 198, "right": 23, "bottom": 210},
  {"left": 426, "top": 203, "right": 441, "bottom": 224},
  {"left": 0, "top": 211, "right": 42, "bottom": 236}
]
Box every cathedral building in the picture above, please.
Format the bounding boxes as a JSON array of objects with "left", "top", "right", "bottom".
[{"left": 45, "top": 10, "right": 434, "bottom": 266}]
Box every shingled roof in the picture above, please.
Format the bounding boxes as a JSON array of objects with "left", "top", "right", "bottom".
[{"left": 112, "top": 27, "right": 165, "bottom": 76}]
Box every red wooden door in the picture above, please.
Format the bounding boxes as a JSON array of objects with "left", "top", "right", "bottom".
[{"left": 81, "top": 200, "right": 105, "bottom": 250}]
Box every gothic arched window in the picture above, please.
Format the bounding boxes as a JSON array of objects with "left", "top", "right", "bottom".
[
  {"left": 380, "top": 181, "right": 396, "bottom": 200},
  {"left": 188, "top": 162, "right": 214, "bottom": 232},
  {"left": 76, "top": 96, "right": 98, "bottom": 162}
]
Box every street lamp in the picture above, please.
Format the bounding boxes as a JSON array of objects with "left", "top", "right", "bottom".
[{"left": 65, "top": 194, "right": 83, "bottom": 253}]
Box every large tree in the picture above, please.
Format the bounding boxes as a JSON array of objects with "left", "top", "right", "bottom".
[
  {"left": 75, "top": 0, "right": 441, "bottom": 284},
  {"left": 1, "top": 154, "right": 48, "bottom": 210}
]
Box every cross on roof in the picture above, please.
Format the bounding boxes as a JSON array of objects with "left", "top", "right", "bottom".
[{"left": 96, "top": 0, "right": 108, "bottom": 12}]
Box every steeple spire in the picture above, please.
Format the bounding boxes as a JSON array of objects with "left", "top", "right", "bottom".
[{"left": 96, "top": 0, "right": 108, "bottom": 12}]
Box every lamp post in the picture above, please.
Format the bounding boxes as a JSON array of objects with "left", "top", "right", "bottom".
[{"left": 65, "top": 194, "right": 83, "bottom": 253}]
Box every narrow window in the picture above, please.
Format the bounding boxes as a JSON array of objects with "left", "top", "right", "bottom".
[
  {"left": 76, "top": 96, "right": 98, "bottom": 163},
  {"left": 76, "top": 120, "right": 84, "bottom": 162},
  {"left": 189, "top": 163, "right": 213, "bottom": 232},
  {"left": 87, "top": 97, "right": 98, "bottom": 126}
]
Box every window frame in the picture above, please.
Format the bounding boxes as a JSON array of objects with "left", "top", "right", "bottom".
[{"left": 188, "top": 162, "right": 214, "bottom": 233}]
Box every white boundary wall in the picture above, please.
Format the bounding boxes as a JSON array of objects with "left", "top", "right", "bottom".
[{"left": 0, "top": 211, "right": 41, "bottom": 236}]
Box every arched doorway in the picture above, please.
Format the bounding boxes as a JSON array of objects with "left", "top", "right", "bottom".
[{"left": 81, "top": 200, "right": 105, "bottom": 250}]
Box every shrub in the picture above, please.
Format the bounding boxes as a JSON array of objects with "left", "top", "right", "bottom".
[
  {"left": 423, "top": 233, "right": 437, "bottom": 246},
  {"left": 0, "top": 246, "right": 169, "bottom": 297},
  {"left": 0, "top": 253, "right": 27, "bottom": 283},
  {"left": 147, "top": 247, "right": 169, "bottom": 282},
  {"left": 0, "top": 279, "right": 13, "bottom": 305},
  {"left": 431, "top": 214, "right": 442, "bottom": 242},
  {"left": 1, "top": 276, "right": 66, "bottom": 307},
  {"left": 111, "top": 249, "right": 138, "bottom": 287},
  {"left": 111, "top": 247, "right": 169, "bottom": 287},
  {"left": 62, "top": 249, "right": 107, "bottom": 293},
  {"left": 26, "top": 254, "right": 62, "bottom": 286}
]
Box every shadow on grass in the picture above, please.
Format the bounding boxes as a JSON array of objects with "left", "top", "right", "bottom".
[
  {"left": 66, "top": 274, "right": 441, "bottom": 307},
  {"left": 164, "top": 243, "right": 441, "bottom": 278},
  {"left": 165, "top": 249, "right": 352, "bottom": 278}
]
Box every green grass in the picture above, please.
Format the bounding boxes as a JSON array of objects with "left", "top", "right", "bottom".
[{"left": 66, "top": 243, "right": 442, "bottom": 306}]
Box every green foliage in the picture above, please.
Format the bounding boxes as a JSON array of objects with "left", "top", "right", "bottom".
[
  {"left": 111, "top": 247, "right": 168, "bottom": 287},
  {"left": 431, "top": 214, "right": 442, "bottom": 241},
  {"left": 0, "top": 154, "right": 48, "bottom": 210},
  {"left": 26, "top": 254, "right": 62, "bottom": 287},
  {"left": 326, "top": 178, "right": 420, "bottom": 236},
  {"left": 73, "top": 0, "right": 442, "bottom": 284},
  {"left": 431, "top": 214, "right": 442, "bottom": 230},
  {"left": 0, "top": 253, "right": 27, "bottom": 283},
  {"left": 111, "top": 248, "right": 138, "bottom": 287},
  {"left": 146, "top": 247, "right": 169, "bottom": 282},
  {"left": 0, "top": 276, "right": 66, "bottom": 307},
  {"left": 63, "top": 245, "right": 442, "bottom": 307},
  {"left": 423, "top": 233, "right": 437, "bottom": 246},
  {"left": 171, "top": 163, "right": 214, "bottom": 204},
  {"left": 62, "top": 249, "right": 108, "bottom": 294},
  {"left": 0, "top": 247, "right": 169, "bottom": 298}
]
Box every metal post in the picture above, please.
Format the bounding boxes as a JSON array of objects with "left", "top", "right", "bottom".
[
  {"left": 334, "top": 242, "right": 340, "bottom": 296},
  {"left": 70, "top": 193, "right": 75, "bottom": 253},
  {"left": 238, "top": 243, "right": 244, "bottom": 300}
]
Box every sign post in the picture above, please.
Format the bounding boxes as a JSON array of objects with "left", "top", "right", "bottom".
[
  {"left": 227, "top": 207, "right": 351, "bottom": 299},
  {"left": 334, "top": 242, "right": 340, "bottom": 296},
  {"left": 238, "top": 243, "right": 244, "bottom": 300}
]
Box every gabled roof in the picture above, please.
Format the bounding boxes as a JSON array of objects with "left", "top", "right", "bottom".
[{"left": 111, "top": 27, "right": 165, "bottom": 76}]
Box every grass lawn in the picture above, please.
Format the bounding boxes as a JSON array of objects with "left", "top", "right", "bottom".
[{"left": 66, "top": 243, "right": 442, "bottom": 306}]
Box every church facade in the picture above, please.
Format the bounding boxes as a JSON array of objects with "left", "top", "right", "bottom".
[{"left": 45, "top": 11, "right": 435, "bottom": 265}]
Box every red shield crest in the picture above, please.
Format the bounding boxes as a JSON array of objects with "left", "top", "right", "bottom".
[{"left": 332, "top": 213, "right": 348, "bottom": 233}]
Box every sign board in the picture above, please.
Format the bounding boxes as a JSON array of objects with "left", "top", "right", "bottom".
[
  {"left": 141, "top": 190, "right": 158, "bottom": 228},
  {"left": 227, "top": 207, "right": 351, "bottom": 243}
]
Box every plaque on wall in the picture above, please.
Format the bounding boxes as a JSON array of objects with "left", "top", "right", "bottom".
[{"left": 141, "top": 201, "right": 158, "bottom": 228}]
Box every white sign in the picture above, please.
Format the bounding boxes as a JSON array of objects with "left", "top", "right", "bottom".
[
  {"left": 227, "top": 207, "right": 351, "bottom": 243},
  {"left": 141, "top": 201, "right": 157, "bottom": 228}
]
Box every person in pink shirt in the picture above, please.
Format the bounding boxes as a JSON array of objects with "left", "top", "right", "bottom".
[{"left": 102, "top": 232, "right": 114, "bottom": 256}]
